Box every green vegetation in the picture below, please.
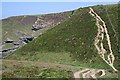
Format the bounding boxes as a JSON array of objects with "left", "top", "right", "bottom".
[
  {"left": 92, "top": 5, "right": 119, "bottom": 69},
  {"left": 2, "top": 60, "right": 118, "bottom": 78},
  {"left": 2, "top": 60, "right": 74, "bottom": 78},
  {"left": 3, "top": 4, "right": 119, "bottom": 78},
  {"left": 2, "top": 16, "right": 37, "bottom": 50},
  {"left": 5, "top": 52, "right": 111, "bottom": 69},
  {"left": 3, "top": 67, "right": 72, "bottom": 78},
  {"left": 2, "top": 12, "right": 71, "bottom": 49},
  {"left": 6, "top": 4, "right": 119, "bottom": 69}
]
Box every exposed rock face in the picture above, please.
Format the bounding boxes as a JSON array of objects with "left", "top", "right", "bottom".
[
  {"left": 19, "top": 36, "right": 34, "bottom": 44},
  {"left": 2, "top": 34, "right": 34, "bottom": 58},
  {"left": 4, "top": 38, "right": 14, "bottom": 43},
  {"left": 1, "top": 46, "right": 19, "bottom": 58},
  {"left": 12, "top": 41, "right": 20, "bottom": 45},
  {"left": 1, "top": 35, "right": 34, "bottom": 58},
  {"left": 26, "top": 36, "right": 34, "bottom": 41},
  {"left": 2, "top": 11, "right": 72, "bottom": 58},
  {"left": 32, "top": 12, "right": 71, "bottom": 31}
]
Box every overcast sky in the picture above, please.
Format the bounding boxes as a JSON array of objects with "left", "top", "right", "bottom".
[{"left": 1, "top": 2, "right": 117, "bottom": 19}]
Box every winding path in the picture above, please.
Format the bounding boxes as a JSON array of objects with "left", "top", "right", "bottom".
[
  {"left": 74, "top": 7, "right": 117, "bottom": 79},
  {"left": 74, "top": 69, "right": 106, "bottom": 80},
  {"left": 89, "top": 7, "right": 117, "bottom": 71}
]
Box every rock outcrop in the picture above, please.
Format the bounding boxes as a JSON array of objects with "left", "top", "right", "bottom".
[
  {"left": 2, "top": 11, "right": 72, "bottom": 58},
  {"left": 0, "top": 46, "right": 19, "bottom": 58}
]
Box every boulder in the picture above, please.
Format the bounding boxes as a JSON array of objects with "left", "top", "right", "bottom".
[
  {"left": 4, "top": 38, "right": 14, "bottom": 43},
  {"left": 19, "top": 36, "right": 34, "bottom": 44},
  {"left": 2, "top": 47, "right": 19, "bottom": 58},
  {"left": 26, "top": 36, "right": 34, "bottom": 41},
  {"left": 12, "top": 41, "right": 20, "bottom": 45}
]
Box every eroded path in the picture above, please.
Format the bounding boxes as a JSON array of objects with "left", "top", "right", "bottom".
[
  {"left": 74, "top": 7, "right": 117, "bottom": 79},
  {"left": 74, "top": 68, "right": 106, "bottom": 80},
  {"left": 89, "top": 7, "right": 117, "bottom": 71}
]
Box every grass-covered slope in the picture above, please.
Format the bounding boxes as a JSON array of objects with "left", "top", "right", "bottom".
[
  {"left": 1, "top": 12, "right": 72, "bottom": 50},
  {"left": 2, "top": 12, "right": 72, "bottom": 41},
  {"left": 6, "top": 4, "right": 119, "bottom": 70},
  {"left": 2, "top": 60, "right": 73, "bottom": 78},
  {"left": 2, "top": 16, "right": 37, "bottom": 41},
  {"left": 2, "top": 60, "right": 118, "bottom": 78}
]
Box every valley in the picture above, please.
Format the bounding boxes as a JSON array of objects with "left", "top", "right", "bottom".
[{"left": 1, "top": 4, "right": 119, "bottom": 79}]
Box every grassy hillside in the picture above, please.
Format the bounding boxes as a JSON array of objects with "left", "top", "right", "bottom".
[
  {"left": 2, "top": 60, "right": 118, "bottom": 78},
  {"left": 2, "top": 16, "right": 37, "bottom": 41},
  {"left": 5, "top": 4, "right": 119, "bottom": 70},
  {"left": 2, "top": 60, "right": 73, "bottom": 78},
  {"left": 3, "top": 4, "right": 119, "bottom": 78},
  {"left": 92, "top": 5, "right": 119, "bottom": 70},
  {"left": 1, "top": 12, "right": 72, "bottom": 50}
]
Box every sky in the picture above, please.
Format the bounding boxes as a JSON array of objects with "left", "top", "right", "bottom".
[
  {"left": 1, "top": 2, "right": 117, "bottom": 19},
  {"left": 1, "top": 0, "right": 120, "bottom": 2}
]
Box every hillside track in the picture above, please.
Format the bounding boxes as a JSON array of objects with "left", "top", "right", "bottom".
[
  {"left": 89, "top": 7, "right": 117, "bottom": 71},
  {"left": 74, "top": 68, "right": 106, "bottom": 80},
  {"left": 74, "top": 7, "right": 117, "bottom": 79}
]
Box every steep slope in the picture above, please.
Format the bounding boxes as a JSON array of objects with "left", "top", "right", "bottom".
[
  {"left": 4, "top": 4, "right": 119, "bottom": 78},
  {"left": 1, "top": 11, "right": 72, "bottom": 58},
  {"left": 6, "top": 4, "right": 119, "bottom": 70}
]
